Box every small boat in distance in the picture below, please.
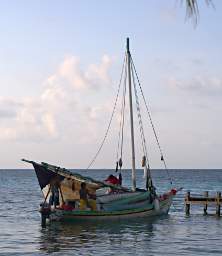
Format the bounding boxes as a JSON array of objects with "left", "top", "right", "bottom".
[{"left": 22, "top": 38, "right": 178, "bottom": 226}]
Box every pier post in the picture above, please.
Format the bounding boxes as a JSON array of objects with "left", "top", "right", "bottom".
[
  {"left": 216, "top": 191, "right": 221, "bottom": 217},
  {"left": 185, "top": 191, "right": 190, "bottom": 216},
  {"left": 41, "top": 213, "right": 47, "bottom": 227},
  {"left": 203, "top": 191, "right": 208, "bottom": 215},
  {"left": 39, "top": 203, "right": 51, "bottom": 227}
]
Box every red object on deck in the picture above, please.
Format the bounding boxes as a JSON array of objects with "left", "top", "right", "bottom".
[
  {"left": 105, "top": 175, "right": 120, "bottom": 185},
  {"left": 171, "top": 188, "right": 177, "bottom": 195},
  {"left": 159, "top": 188, "right": 177, "bottom": 201},
  {"left": 61, "top": 204, "right": 74, "bottom": 211}
]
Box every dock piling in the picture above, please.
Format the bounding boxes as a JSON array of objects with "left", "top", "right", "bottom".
[
  {"left": 184, "top": 191, "right": 222, "bottom": 217},
  {"left": 216, "top": 192, "right": 221, "bottom": 217},
  {"left": 185, "top": 191, "right": 190, "bottom": 216},
  {"left": 203, "top": 191, "right": 208, "bottom": 215}
]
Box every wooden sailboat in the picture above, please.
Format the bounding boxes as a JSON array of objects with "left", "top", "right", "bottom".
[{"left": 22, "top": 39, "right": 178, "bottom": 225}]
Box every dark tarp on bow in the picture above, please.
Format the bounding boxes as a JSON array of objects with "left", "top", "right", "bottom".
[{"left": 33, "top": 162, "right": 64, "bottom": 190}]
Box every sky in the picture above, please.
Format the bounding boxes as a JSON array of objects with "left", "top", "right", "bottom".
[{"left": 0, "top": 0, "right": 221, "bottom": 169}]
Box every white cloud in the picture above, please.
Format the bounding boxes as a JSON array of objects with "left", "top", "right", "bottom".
[
  {"left": 0, "top": 55, "right": 114, "bottom": 142},
  {"left": 59, "top": 56, "right": 87, "bottom": 89},
  {"left": 168, "top": 75, "right": 222, "bottom": 94},
  {"left": 55, "top": 54, "right": 112, "bottom": 91},
  {"left": 0, "top": 97, "right": 23, "bottom": 119},
  {"left": 86, "top": 54, "right": 112, "bottom": 86},
  {"left": 42, "top": 113, "right": 57, "bottom": 137},
  {"left": 0, "top": 127, "right": 17, "bottom": 140}
]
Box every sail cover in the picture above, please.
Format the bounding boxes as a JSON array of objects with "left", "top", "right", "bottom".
[
  {"left": 33, "top": 162, "right": 64, "bottom": 189},
  {"left": 22, "top": 159, "right": 129, "bottom": 192}
]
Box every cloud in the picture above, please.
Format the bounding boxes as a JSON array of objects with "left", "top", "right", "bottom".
[
  {"left": 0, "top": 97, "right": 23, "bottom": 119},
  {"left": 53, "top": 54, "right": 112, "bottom": 91},
  {"left": 59, "top": 56, "right": 87, "bottom": 89},
  {"left": 168, "top": 76, "right": 222, "bottom": 95},
  {"left": 0, "top": 54, "right": 114, "bottom": 142},
  {"left": 0, "top": 127, "right": 17, "bottom": 140},
  {"left": 86, "top": 55, "right": 112, "bottom": 87}
]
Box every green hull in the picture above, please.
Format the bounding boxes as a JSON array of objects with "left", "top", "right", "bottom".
[{"left": 49, "top": 196, "right": 173, "bottom": 222}]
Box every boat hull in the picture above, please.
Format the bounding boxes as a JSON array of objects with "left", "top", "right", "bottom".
[{"left": 48, "top": 195, "right": 173, "bottom": 222}]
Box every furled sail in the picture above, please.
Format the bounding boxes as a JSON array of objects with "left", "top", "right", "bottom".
[{"left": 22, "top": 159, "right": 129, "bottom": 193}]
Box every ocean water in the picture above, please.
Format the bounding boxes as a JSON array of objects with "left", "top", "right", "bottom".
[{"left": 1, "top": 169, "right": 222, "bottom": 256}]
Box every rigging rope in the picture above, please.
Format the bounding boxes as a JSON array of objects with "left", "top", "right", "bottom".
[
  {"left": 131, "top": 58, "right": 149, "bottom": 167},
  {"left": 86, "top": 54, "right": 127, "bottom": 169},
  {"left": 120, "top": 72, "right": 126, "bottom": 162},
  {"left": 131, "top": 56, "right": 173, "bottom": 186},
  {"left": 116, "top": 56, "right": 127, "bottom": 168},
  {"left": 131, "top": 56, "right": 153, "bottom": 189}
]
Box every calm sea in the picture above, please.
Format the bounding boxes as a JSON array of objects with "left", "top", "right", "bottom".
[{"left": 1, "top": 169, "right": 222, "bottom": 256}]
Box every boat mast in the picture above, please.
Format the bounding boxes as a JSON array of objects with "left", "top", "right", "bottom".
[{"left": 126, "top": 38, "right": 136, "bottom": 191}]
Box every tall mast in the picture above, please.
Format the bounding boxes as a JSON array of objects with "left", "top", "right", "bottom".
[{"left": 126, "top": 38, "right": 136, "bottom": 191}]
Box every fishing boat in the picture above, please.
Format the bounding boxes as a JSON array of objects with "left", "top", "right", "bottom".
[{"left": 22, "top": 38, "right": 178, "bottom": 225}]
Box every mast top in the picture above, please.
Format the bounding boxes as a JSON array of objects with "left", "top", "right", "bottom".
[{"left": 126, "top": 38, "right": 130, "bottom": 53}]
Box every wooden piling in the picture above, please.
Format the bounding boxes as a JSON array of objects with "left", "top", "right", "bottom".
[
  {"left": 184, "top": 191, "right": 222, "bottom": 216},
  {"left": 185, "top": 191, "right": 190, "bottom": 216},
  {"left": 216, "top": 191, "right": 221, "bottom": 217},
  {"left": 39, "top": 205, "right": 51, "bottom": 227},
  {"left": 41, "top": 213, "right": 47, "bottom": 227},
  {"left": 203, "top": 191, "right": 208, "bottom": 215}
]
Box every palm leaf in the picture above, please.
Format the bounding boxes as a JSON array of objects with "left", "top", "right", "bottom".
[{"left": 185, "top": 0, "right": 213, "bottom": 24}]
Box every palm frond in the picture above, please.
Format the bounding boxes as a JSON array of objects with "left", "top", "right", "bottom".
[{"left": 185, "top": 0, "right": 213, "bottom": 25}]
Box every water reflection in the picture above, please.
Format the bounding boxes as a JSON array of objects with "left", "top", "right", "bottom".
[{"left": 38, "top": 217, "right": 168, "bottom": 254}]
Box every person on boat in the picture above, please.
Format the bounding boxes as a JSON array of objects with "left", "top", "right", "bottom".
[
  {"left": 79, "top": 182, "right": 96, "bottom": 211},
  {"left": 105, "top": 174, "right": 120, "bottom": 185},
  {"left": 49, "top": 180, "right": 60, "bottom": 207}
]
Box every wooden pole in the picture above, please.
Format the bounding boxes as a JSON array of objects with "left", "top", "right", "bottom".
[
  {"left": 203, "top": 191, "right": 208, "bottom": 215},
  {"left": 185, "top": 191, "right": 190, "bottom": 216},
  {"left": 126, "top": 38, "right": 136, "bottom": 191},
  {"left": 216, "top": 191, "right": 221, "bottom": 217},
  {"left": 59, "top": 185, "right": 65, "bottom": 205},
  {"left": 43, "top": 185, "right": 51, "bottom": 204}
]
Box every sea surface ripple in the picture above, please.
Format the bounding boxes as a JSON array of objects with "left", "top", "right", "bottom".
[{"left": 0, "top": 169, "right": 222, "bottom": 255}]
